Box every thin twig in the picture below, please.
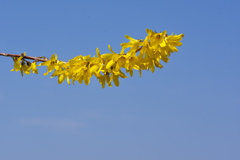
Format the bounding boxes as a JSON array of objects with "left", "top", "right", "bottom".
[
  {"left": 136, "top": 46, "right": 142, "bottom": 53},
  {"left": 0, "top": 52, "right": 49, "bottom": 62}
]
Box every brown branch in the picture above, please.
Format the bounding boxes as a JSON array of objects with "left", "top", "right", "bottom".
[
  {"left": 0, "top": 48, "right": 143, "bottom": 62},
  {"left": 136, "top": 46, "right": 142, "bottom": 53},
  {"left": 0, "top": 52, "right": 49, "bottom": 62},
  {"left": 1, "top": 46, "right": 143, "bottom": 63}
]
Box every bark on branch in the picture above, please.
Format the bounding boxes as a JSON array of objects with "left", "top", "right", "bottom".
[{"left": 0, "top": 52, "right": 49, "bottom": 62}]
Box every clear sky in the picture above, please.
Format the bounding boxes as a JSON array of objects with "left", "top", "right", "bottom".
[{"left": 0, "top": 0, "right": 239, "bottom": 160}]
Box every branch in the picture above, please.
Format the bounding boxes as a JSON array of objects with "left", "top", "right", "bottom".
[
  {"left": 1, "top": 29, "right": 184, "bottom": 88},
  {"left": 0, "top": 52, "right": 49, "bottom": 62}
]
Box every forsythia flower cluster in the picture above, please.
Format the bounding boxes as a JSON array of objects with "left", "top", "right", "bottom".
[
  {"left": 11, "top": 53, "right": 38, "bottom": 76},
  {"left": 11, "top": 29, "right": 184, "bottom": 88}
]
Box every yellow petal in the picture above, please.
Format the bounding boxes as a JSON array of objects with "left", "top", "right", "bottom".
[
  {"left": 58, "top": 74, "right": 65, "bottom": 84},
  {"left": 101, "top": 53, "right": 114, "bottom": 60},
  {"left": 129, "top": 69, "right": 133, "bottom": 77},
  {"left": 90, "top": 65, "right": 99, "bottom": 73},
  {"left": 96, "top": 48, "right": 101, "bottom": 57},
  {"left": 84, "top": 71, "right": 90, "bottom": 85},
  {"left": 117, "top": 57, "right": 126, "bottom": 68},
  {"left": 66, "top": 76, "right": 70, "bottom": 85},
  {"left": 113, "top": 74, "right": 119, "bottom": 86},
  {"left": 43, "top": 72, "right": 49, "bottom": 76},
  {"left": 149, "top": 59, "right": 155, "bottom": 72},
  {"left": 108, "top": 45, "right": 117, "bottom": 54},
  {"left": 106, "top": 60, "right": 115, "bottom": 69},
  {"left": 154, "top": 60, "right": 163, "bottom": 68}
]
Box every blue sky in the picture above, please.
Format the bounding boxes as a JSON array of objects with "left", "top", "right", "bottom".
[{"left": 0, "top": 0, "right": 239, "bottom": 160}]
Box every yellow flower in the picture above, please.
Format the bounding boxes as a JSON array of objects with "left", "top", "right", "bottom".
[
  {"left": 165, "top": 33, "right": 184, "bottom": 52},
  {"left": 10, "top": 53, "right": 38, "bottom": 76},
  {"left": 30, "top": 62, "right": 38, "bottom": 74},
  {"left": 11, "top": 56, "right": 23, "bottom": 72},
  {"left": 101, "top": 46, "right": 135, "bottom": 73},
  {"left": 39, "top": 53, "right": 62, "bottom": 75},
  {"left": 9, "top": 29, "right": 184, "bottom": 87},
  {"left": 120, "top": 35, "right": 143, "bottom": 54},
  {"left": 21, "top": 61, "right": 31, "bottom": 75}
]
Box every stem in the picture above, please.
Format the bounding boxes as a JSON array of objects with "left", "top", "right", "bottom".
[
  {"left": 136, "top": 46, "right": 142, "bottom": 53},
  {"left": 0, "top": 52, "right": 49, "bottom": 62},
  {"left": 0, "top": 47, "right": 143, "bottom": 62}
]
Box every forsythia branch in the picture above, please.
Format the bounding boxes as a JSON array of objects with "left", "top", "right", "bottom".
[
  {"left": 0, "top": 52, "right": 49, "bottom": 62},
  {"left": 1, "top": 29, "right": 184, "bottom": 88}
]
